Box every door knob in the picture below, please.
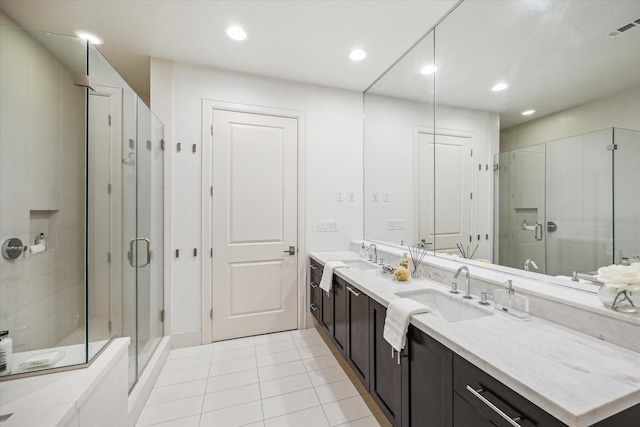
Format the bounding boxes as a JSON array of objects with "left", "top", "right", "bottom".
[{"left": 283, "top": 245, "right": 296, "bottom": 255}]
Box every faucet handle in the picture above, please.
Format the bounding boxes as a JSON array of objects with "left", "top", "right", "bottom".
[
  {"left": 479, "top": 292, "right": 490, "bottom": 306},
  {"left": 504, "top": 279, "right": 514, "bottom": 295},
  {"left": 449, "top": 281, "right": 459, "bottom": 294}
]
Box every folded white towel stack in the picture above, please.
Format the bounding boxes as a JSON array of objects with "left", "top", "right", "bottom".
[
  {"left": 319, "top": 261, "right": 348, "bottom": 294},
  {"left": 383, "top": 298, "right": 429, "bottom": 354}
]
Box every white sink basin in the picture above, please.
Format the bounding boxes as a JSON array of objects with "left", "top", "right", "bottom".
[
  {"left": 395, "top": 289, "right": 493, "bottom": 323},
  {"left": 342, "top": 259, "right": 379, "bottom": 271}
]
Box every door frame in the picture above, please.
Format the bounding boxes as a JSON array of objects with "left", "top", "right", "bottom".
[
  {"left": 413, "top": 127, "right": 475, "bottom": 248},
  {"left": 200, "top": 100, "right": 306, "bottom": 344}
]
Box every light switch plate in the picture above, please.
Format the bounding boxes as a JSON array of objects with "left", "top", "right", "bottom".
[
  {"left": 336, "top": 190, "right": 344, "bottom": 201},
  {"left": 317, "top": 220, "right": 338, "bottom": 232},
  {"left": 383, "top": 191, "right": 390, "bottom": 202}
]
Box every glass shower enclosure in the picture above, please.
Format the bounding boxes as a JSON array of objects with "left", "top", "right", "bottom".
[
  {"left": 494, "top": 128, "right": 640, "bottom": 277},
  {"left": 0, "top": 24, "right": 164, "bottom": 390}
]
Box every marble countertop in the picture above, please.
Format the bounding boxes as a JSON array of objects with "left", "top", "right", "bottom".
[{"left": 310, "top": 251, "right": 640, "bottom": 427}]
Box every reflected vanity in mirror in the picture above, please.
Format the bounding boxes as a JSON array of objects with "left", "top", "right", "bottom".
[{"left": 363, "top": 0, "right": 640, "bottom": 291}]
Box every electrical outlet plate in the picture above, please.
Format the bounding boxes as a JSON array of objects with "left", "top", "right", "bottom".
[
  {"left": 372, "top": 192, "right": 380, "bottom": 202},
  {"left": 388, "top": 219, "right": 405, "bottom": 230},
  {"left": 348, "top": 192, "right": 356, "bottom": 201},
  {"left": 317, "top": 220, "right": 338, "bottom": 232}
]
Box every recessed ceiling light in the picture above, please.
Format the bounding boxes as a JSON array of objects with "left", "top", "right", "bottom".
[
  {"left": 75, "top": 31, "right": 102, "bottom": 45},
  {"left": 521, "top": 110, "right": 536, "bottom": 116},
  {"left": 226, "top": 26, "right": 247, "bottom": 41},
  {"left": 491, "top": 82, "right": 509, "bottom": 92},
  {"left": 420, "top": 64, "right": 438, "bottom": 75},
  {"left": 348, "top": 48, "right": 367, "bottom": 61}
]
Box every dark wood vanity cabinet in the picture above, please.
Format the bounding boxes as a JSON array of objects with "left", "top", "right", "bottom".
[
  {"left": 453, "top": 354, "right": 564, "bottom": 427},
  {"left": 321, "top": 283, "right": 334, "bottom": 336},
  {"left": 369, "top": 299, "right": 402, "bottom": 426},
  {"left": 332, "top": 276, "right": 348, "bottom": 355},
  {"left": 402, "top": 324, "right": 453, "bottom": 427},
  {"left": 346, "top": 283, "right": 370, "bottom": 389},
  {"left": 309, "top": 259, "right": 323, "bottom": 323}
]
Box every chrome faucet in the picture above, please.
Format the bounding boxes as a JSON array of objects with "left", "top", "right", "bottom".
[
  {"left": 524, "top": 259, "right": 539, "bottom": 271},
  {"left": 454, "top": 266, "right": 472, "bottom": 299},
  {"left": 367, "top": 244, "right": 378, "bottom": 263}
]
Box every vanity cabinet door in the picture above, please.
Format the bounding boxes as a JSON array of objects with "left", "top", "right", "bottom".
[
  {"left": 370, "top": 299, "right": 401, "bottom": 426},
  {"left": 309, "top": 259, "right": 323, "bottom": 323},
  {"left": 321, "top": 285, "right": 334, "bottom": 336},
  {"left": 347, "top": 284, "right": 370, "bottom": 389},
  {"left": 453, "top": 354, "right": 565, "bottom": 427},
  {"left": 402, "top": 325, "right": 453, "bottom": 427},
  {"left": 333, "top": 276, "right": 348, "bottom": 356}
]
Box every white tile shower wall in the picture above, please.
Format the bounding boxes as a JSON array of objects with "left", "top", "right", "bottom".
[
  {"left": 150, "top": 59, "right": 364, "bottom": 339},
  {"left": 0, "top": 22, "right": 85, "bottom": 352}
]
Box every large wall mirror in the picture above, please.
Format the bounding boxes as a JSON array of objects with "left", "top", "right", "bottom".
[{"left": 364, "top": 0, "right": 640, "bottom": 291}]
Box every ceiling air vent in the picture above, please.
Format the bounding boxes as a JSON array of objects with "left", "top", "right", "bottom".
[{"left": 606, "top": 18, "right": 640, "bottom": 38}]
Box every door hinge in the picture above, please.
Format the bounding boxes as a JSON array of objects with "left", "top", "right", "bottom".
[
  {"left": 147, "top": 140, "right": 152, "bottom": 150},
  {"left": 160, "top": 310, "right": 165, "bottom": 322},
  {"left": 606, "top": 144, "right": 618, "bottom": 151},
  {"left": 470, "top": 149, "right": 473, "bottom": 157},
  {"left": 210, "top": 309, "right": 213, "bottom": 319},
  {"left": 108, "top": 320, "right": 112, "bottom": 332},
  {"left": 107, "top": 252, "right": 111, "bottom": 263},
  {"left": 470, "top": 192, "right": 473, "bottom": 200},
  {"left": 469, "top": 235, "right": 472, "bottom": 243},
  {"left": 210, "top": 186, "right": 213, "bottom": 196},
  {"left": 493, "top": 163, "right": 499, "bottom": 171},
  {"left": 107, "top": 183, "right": 111, "bottom": 194},
  {"left": 160, "top": 139, "right": 165, "bottom": 150},
  {"left": 177, "top": 142, "right": 181, "bottom": 152},
  {"left": 210, "top": 248, "right": 213, "bottom": 258},
  {"left": 108, "top": 114, "right": 112, "bottom": 126},
  {"left": 129, "top": 139, "right": 135, "bottom": 149},
  {"left": 211, "top": 125, "right": 214, "bottom": 136},
  {"left": 192, "top": 144, "right": 197, "bottom": 153}
]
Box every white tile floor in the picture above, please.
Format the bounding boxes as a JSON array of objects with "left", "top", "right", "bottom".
[{"left": 136, "top": 327, "right": 392, "bottom": 427}]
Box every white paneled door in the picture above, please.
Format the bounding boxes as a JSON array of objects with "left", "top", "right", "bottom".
[
  {"left": 418, "top": 131, "right": 472, "bottom": 251},
  {"left": 210, "top": 109, "right": 298, "bottom": 341}
]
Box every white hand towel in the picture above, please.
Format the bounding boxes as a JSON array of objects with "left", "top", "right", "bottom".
[
  {"left": 319, "top": 261, "right": 348, "bottom": 294},
  {"left": 383, "top": 298, "right": 429, "bottom": 353}
]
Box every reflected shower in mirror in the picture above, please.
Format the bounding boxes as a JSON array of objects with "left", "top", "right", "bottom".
[{"left": 363, "top": 0, "right": 640, "bottom": 292}]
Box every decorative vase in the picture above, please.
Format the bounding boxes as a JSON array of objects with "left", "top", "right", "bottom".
[{"left": 598, "top": 283, "right": 640, "bottom": 313}]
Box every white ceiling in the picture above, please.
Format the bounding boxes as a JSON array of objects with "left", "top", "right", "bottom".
[{"left": 0, "top": 0, "right": 459, "bottom": 103}]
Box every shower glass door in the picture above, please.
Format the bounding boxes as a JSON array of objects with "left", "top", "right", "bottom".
[
  {"left": 88, "top": 44, "right": 164, "bottom": 390},
  {"left": 135, "top": 99, "right": 164, "bottom": 382}
]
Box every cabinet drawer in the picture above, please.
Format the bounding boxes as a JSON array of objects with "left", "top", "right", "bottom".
[
  {"left": 453, "top": 354, "right": 565, "bottom": 427},
  {"left": 310, "top": 259, "right": 323, "bottom": 283}
]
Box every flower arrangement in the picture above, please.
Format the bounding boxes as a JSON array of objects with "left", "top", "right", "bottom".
[{"left": 596, "top": 263, "right": 640, "bottom": 313}]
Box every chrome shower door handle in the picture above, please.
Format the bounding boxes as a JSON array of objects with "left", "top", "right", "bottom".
[
  {"left": 534, "top": 223, "right": 543, "bottom": 241},
  {"left": 129, "top": 238, "right": 151, "bottom": 268}
]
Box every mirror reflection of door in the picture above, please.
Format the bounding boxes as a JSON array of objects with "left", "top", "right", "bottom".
[
  {"left": 88, "top": 86, "right": 123, "bottom": 354},
  {"left": 545, "top": 130, "right": 613, "bottom": 276},
  {"left": 417, "top": 129, "right": 472, "bottom": 252}
]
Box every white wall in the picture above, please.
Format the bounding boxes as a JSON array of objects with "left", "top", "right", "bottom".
[{"left": 150, "top": 59, "right": 363, "bottom": 343}]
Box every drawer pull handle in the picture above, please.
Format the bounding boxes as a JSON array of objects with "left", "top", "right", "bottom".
[
  {"left": 466, "top": 385, "right": 523, "bottom": 427},
  {"left": 310, "top": 281, "right": 319, "bottom": 288},
  {"left": 310, "top": 264, "right": 318, "bottom": 270},
  {"left": 347, "top": 286, "right": 361, "bottom": 297},
  {"left": 310, "top": 303, "right": 318, "bottom": 311}
]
